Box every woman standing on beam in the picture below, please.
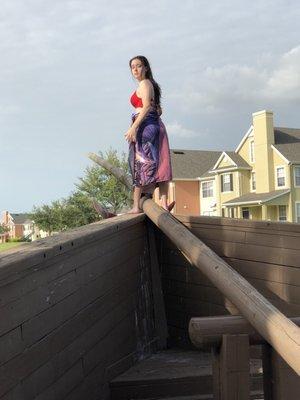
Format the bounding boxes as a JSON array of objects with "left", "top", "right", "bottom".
[{"left": 125, "top": 55, "right": 173, "bottom": 214}]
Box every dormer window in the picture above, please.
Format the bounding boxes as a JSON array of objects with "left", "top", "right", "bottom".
[{"left": 249, "top": 140, "right": 255, "bottom": 163}]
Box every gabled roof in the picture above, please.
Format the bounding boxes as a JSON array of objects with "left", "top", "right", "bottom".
[
  {"left": 10, "top": 213, "right": 32, "bottom": 224},
  {"left": 273, "top": 127, "right": 300, "bottom": 164},
  {"left": 211, "top": 151, "right": 251, "bottom": 171},
  {"left": 170, "top": 149, "right": 221, "bottom": 179},
  {"left": 235, "top": 126, "right": 253, "bottom": 153},
  {"left": 223, "top": 189, "right": 290, "bottom": 206}
]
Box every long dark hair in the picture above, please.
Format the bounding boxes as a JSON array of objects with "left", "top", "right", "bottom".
[{"left": 129, "top": 55, "right": 161, "bottom": 106}]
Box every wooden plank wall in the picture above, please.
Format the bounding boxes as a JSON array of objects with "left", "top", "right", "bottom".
[
  {"left": 0, "top": 214, "right": 156, "bottom": 400},
  {"left": 159, "top": 215, "right": 300, "bottom": 347}
]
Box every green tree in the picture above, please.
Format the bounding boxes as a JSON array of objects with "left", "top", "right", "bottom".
[
  {"left": 0, "top": 224, "right": 8, "bottom": 234},
  {"left": 31, "top": 203, "right": 60, "bottom": 235},
  {"left": 63, "top": 192, "right": 99, "bottom": 228},
  {"left": 31, "top": 148, "right": 130, "bottom": 233},
  {"left": 76, "top": 148, "right": 131, "bottom": 214},
  {"left": 32, "top": 194, "right": 99, "bottom": 234}
]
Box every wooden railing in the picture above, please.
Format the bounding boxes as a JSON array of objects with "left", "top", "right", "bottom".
[{"left": 189, "top": 315, "right": 300, "bottom": 399}]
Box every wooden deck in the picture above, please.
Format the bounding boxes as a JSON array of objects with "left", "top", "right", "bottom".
[{"left": 110, "top": 349, "right": 263, "bottom": 399}]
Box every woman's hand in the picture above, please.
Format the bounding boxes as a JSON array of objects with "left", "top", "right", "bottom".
[{"left": 125, "top": 126, "right": 137, "bottom": 143}]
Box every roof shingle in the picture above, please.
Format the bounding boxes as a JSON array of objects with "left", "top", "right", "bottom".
[
  {"left": 273, "top": 127, "right": 300, "bottom": 163},
  {"left": 170, "top": 149, "right": 221, "bottom": 179},
  {"left": 223, "top": 189, "right": 290, "bottom": 206}
]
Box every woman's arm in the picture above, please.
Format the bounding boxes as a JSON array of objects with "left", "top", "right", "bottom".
[{"left": 125, "top": 80, "right": 153, "bottom": 142}]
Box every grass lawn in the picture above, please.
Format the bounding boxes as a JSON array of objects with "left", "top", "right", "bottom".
[{"left": 0, "top": 242, "right": 24, "bottom": 252}]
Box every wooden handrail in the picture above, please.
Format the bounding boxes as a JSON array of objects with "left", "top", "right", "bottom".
[{"left": 189, "top": 315, "right": 300, "bottom": 349}]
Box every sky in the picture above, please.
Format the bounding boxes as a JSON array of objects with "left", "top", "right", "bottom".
[{"left": 1, "top": 0, "right": 300, "bottom": 212}]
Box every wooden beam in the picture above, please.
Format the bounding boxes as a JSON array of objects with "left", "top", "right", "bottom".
[
  {"left": 189, "top": 315, "right": 300, "bottom": 349},
  {"left": 141, "top": 198, "right": 300, "bottom": 376},
  {"left": 87, "top": 153, "right": 132, "bottom": 190}
]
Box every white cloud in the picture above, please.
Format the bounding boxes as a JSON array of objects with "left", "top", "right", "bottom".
[
  {"left": 0, "top": 104, "right": 20, "bottom": 116},
  {"left": 266, "top": 46, "right": 300, "bottom": 99},
  {"left": 166, "top": 122, "right": 199, "bottom": 138},
  {"left": 170, "top": 46, "right": 300, "bottom": 115}
]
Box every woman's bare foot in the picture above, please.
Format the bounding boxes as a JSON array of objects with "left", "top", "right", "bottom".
[{"left": 127, "top": 208, "right": 143, "bottom": 214}]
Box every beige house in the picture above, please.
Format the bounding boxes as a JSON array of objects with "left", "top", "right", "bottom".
[{"left": 169, "top": 110, "right": 300, "bottom": 222}]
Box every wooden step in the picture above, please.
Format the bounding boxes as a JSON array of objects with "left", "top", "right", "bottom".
[{"left": 110, "top": 349, "right": 263, "bottom": 400}]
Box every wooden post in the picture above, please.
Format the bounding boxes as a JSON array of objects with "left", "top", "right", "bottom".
[
  {"left": 262, "top": 346, "right": 300, "bottom": 400},
  {"left": 213, "top": 334, "right": 250, "bottom": 400},
  {"left": 262, "top": 343, "right": 273, "bottom": 400}
]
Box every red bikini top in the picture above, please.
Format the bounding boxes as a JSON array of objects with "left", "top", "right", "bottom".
[{"left": 130, "top": 91, "right": 143, "bottom": 108}]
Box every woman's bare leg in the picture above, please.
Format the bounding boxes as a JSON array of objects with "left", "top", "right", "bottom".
[
  {"left": 142, "top": 184, "right": 155, "bottom": 197},
  {"left": 127, "top": 186, "right": 143, "bottom": 214},
  {"left": 159, "top": 182, "right": 175, "bottom": 211},
  {"left": 159, "top": 182, "right": 168, "bottom": 210}
]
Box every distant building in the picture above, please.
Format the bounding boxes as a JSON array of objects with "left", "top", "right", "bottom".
[
  {"left": 168, "top": 149, "right": 221, "bottom": 216},
  {"left": 167, "top": 110, "right": 300, "bottom": 222},
  {"left": 1, "top": 211, "right": 48, "bottom": 241}
]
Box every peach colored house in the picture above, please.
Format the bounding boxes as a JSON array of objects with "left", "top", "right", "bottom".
[{"left": 168, "top": 149, "right": 222, "bottom": 216}]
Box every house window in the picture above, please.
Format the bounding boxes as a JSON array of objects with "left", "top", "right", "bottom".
[
  {"left": 278, "top": 205, "right": 287, "bottom": 222},
  {"left": 296, "top": 203, "right": 300, "bottom": 223},
  {"left": 229, "top": 207, "right": 235, "bottom": 218},
  {"left": 249, "top": 140, "right": 255, "bottom": 163},
  {"left": 242, "top": 207, "right": 250, "bottom": 219},
  {"left": 202, "top": 181, "right": 214, "bottom": 198},
  {"left": 221, "top": 173, "right": 233, "bottom": 192},
  {"left": 251, "top": 172, "right": 256, "bottom": 191},
  {"left": 276, "top": 167, "right": 285, "bottom": 187},
  {"left": 294, "top": 166, "right": 300, "bottom": 187},
  {"left": 221, "top": 208, "right": 225, "bottom": 217}
]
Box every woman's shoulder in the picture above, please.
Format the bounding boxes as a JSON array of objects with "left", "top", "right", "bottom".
[{"left": 139, "top": 79, "right": 153, "bottom": 88}]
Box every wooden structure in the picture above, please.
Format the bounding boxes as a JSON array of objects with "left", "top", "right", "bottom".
[
  {"left": 0, "top": 215, "right": 161, "bottom": 399},
  {"left": 160, "top": 214, "right": 300, "bottom": 399},
  {"left": 142, "top": 199, "right": 300, "bottom": 376},
  {"left": 1, "top": 210, "right": 300, "bottom": 398},
  {"left": 1, "top": 155, "right": 300, "bottom": 398}
]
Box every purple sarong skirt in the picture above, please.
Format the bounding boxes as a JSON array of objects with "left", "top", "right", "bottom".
[{"left": 129, "top": 110, "right": 172, "bottom": 187}]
